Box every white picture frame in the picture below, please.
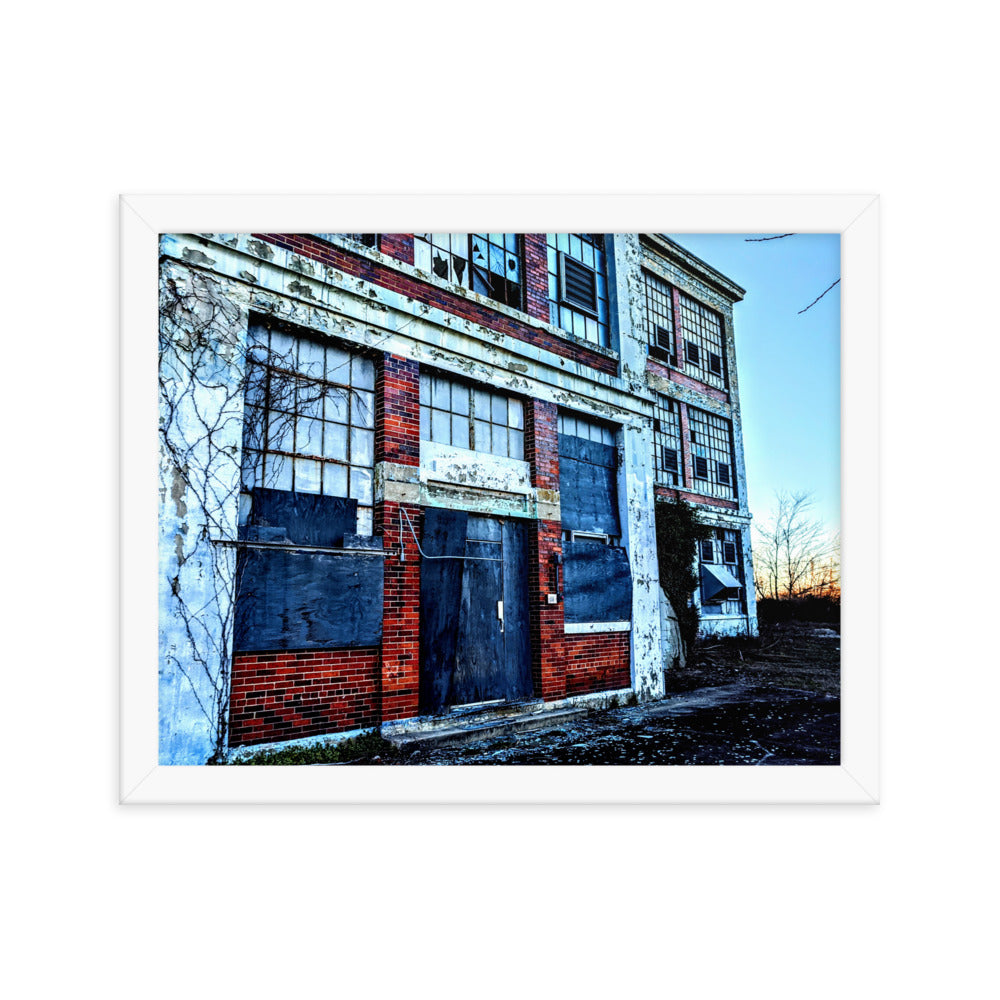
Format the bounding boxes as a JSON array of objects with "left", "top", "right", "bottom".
[{"left": 121, "top": 193, "right": 878, "bottom": 804}]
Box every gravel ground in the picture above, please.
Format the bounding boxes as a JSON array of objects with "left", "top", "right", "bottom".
[{"left": 388, "top": 622, "right": 841, "bottom": 766}]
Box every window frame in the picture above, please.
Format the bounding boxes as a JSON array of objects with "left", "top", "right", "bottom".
[
  {"left": 413, "top": 233, "right": 524, "bottom": 310},
  {"left": 419, "top": 371, "right": 526, "bottom": 462}
]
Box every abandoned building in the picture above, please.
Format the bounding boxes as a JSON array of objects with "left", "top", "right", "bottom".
[{"left": 158, "top": 231, "right": 756, "bottom": 764}]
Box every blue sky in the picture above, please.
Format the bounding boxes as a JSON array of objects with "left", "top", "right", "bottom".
[{"left": 665, "top": 233, "right": 841, "bottom": 535}]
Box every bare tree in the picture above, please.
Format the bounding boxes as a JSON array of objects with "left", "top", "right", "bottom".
[{"left": 753, "top": 491, "right": 839, "bottom": 601}]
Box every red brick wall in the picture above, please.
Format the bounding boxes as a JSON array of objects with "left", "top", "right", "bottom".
[
  {"left": 252, "top": 233, "right": 618, "bottom": 376},
  {"left": 522, "top": 233, "right": 550, "bottom": 322},
  {"left": 654, "top": 484, "right": 740, "bottom": 511},
  {"left": 229, "top": 648, "right": 380, "bottom": 746},
  {"left": 564, "top": 632, "right": 632, "bottom": 696},
  {"left": 379, "top": 233, "right": 414, "bottom": 265},
  {"left": 646, "top": 355, "right": 729, "bottom": 403},
  {"left": 526, "top": 400, "right": 565, "bottom": 701},
  {"left": 377, "top": 354, "right": 420, "bottom": 466},
  {"left": 377, "top": 500, "right": 422, "bottom": 722}
]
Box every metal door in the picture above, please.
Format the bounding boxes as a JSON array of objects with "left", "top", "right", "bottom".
[{"left": 419, "top": 510, "right": 532, "bottom": 713}]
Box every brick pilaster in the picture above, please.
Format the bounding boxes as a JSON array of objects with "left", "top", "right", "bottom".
[
  {"left": 375, "top": 353, "right": 422, "bottom": 722},
  {"left": 522, "top": 233, "right": 551, "bottom": 323},
  {"left": 526, "top": 400, "right": 565, "bottom": 700}
]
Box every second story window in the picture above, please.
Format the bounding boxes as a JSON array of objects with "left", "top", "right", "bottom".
[
  {"left": 413, "top": 234, "right": 522, "bottom": 308},
  {"left": 652, "top": 395, "right": 682, "bottom": 486},
  {"left": 547, "top": 234, "right": 610, "bottom": 348},
  {"left": 419, "top": 372, "right": 525, "bottom": 460},
  {"left": 678, "top": 292, "right": 727, "bottom": 390},
  {"left": 688, "top": 406, "right": 736, "bottom": 500},
  {"left": 643, "top": 270, "right": 676, "bottom": 364}
]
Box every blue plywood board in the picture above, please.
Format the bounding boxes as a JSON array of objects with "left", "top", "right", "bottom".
[
  {"left": 233, "top": 548, "right": 383, "bottom": 651},
  {"left": 558, "top": 434, "right": 620, "bottom": 536},
  {"left": 563, "top": 540, "right": 632, "bottom": 624},
  {"left": 242, "top": 487, "right": 358, "bottom": 547}
]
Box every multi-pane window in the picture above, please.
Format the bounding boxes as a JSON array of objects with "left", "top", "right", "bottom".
[
  {"left": 419, "top": 372, "right": 525, "bottom": 460},
  {"left": 643, "top": 270, "right": 676, "bottom": 363},
  {"left": 546, "top": 234, "right": 610, "bottom": 348},
  {"left": 312, "top": 233, "right": 379, "bottom": 249},
  {"left": 557, "top": 412, "right": 616, "bottom": 448},
  {"left": 688, "top": 406, "right": 736, "bottom": 500},
  {"left": 700, "top": 527, "right": 745, "bottom": 615},
  {"left": 241, "top": 325, "right": 376, "bottom": 533},
  {"left": 678, "top": 292, "right": 726, "bottom": 390},
  {"left": 413, "top": 234, "right": 522, "bottom": 308},
  {"left": 652, "top": 395, "right": 682, "bottom": 486}
]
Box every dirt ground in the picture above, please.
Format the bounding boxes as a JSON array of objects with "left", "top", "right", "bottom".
[
  {"left": 666, "top": 620, "right": 841, "bottom": 697},
  {"left": 377, "top": 620, "right": 841, "bottom": 766}
]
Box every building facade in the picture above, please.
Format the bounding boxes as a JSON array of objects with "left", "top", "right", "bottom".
[{"left": 158, "top": 231, "right": 756, "bottom": 764}]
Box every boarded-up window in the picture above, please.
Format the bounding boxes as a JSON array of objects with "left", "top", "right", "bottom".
[{"left": 557, "top": 413, "right": 619, "bottom": 537}]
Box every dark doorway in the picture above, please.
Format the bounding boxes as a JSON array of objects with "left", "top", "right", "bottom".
[{"left": 419, "top": 510, "right": 532, "bottom": 713}]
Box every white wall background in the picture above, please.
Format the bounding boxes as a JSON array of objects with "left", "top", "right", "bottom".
[{"left": 4, "top": 3, "right": 994, "bottom": 998}]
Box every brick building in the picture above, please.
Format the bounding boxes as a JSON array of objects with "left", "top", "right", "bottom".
[{"left": 158, "top": 231, "right": 755, "bottom": 764}]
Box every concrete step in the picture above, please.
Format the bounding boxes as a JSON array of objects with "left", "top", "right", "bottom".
[{"left": 385, "top": 707, "right": 589, "bottom": 753}]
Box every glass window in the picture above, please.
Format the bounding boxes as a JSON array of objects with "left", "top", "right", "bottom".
[
  {"left": 687, "top": 406, "right": 737, "bottom": 500},
  {"left": 547, "top": 234, "right": 610, "bottom": 348},
  {"left": 678, "top": 293, "right": 727, "bottom": 390},
  {"left": 700, "top": 527, "right": 745, "bottom": 616},
  {"left": 419, "top": 372, "right": 524, "bottom": 461},
  {"left": 241, "top": 325, "right": 376, "bottom": 533},
  {"left": 643, "top": 271, "right": 676, "bottom": 361},
  {"left": 413, "top": 234, "right": 523, "bottom": 309},
  {"left": 652, "top": 395, "right": 682, "bottom": 486}
]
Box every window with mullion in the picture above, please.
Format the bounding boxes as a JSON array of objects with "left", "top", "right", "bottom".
[
  {"left": 687, "top": 406, "right": 737, "bottom": 500},
  {"left": 643, "top": 271, "right": 676, "bottom": 362},
  {"left": 652, "top": 395, "right": 682, "bottom": 485},
  {"left": 241, "top": 325, "right": 376, "bottom": 533},
  {"left": 419, "top": 372, "right": 524, "bottom": 461},
  {"left": 413, "top": 233, "right": 522, "bottom": 309},
  {"left": 678, "top": 292, "right": 727, "bottom": 390},
  {"left": 546, "top": 233, "right": 610, "bottom": 348}
]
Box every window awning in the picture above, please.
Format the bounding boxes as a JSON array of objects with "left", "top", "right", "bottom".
[{"left": 701, "top": 562, "right": 743, "bottom": 602}]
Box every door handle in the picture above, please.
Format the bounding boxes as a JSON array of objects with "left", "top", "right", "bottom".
[{"left": 497, "top": 600, "right": 504, "bottom": 633}]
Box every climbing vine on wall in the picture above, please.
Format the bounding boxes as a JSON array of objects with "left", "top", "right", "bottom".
[{"left": 653, "top": 497, "right": 713, "bottom": 664}]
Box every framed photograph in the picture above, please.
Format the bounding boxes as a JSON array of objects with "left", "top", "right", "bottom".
[{"left": 121, "top": 194, "right": 878, "bottom": 803}]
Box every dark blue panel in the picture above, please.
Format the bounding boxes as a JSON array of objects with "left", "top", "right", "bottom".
[
  {"left": 243, "top": 487, "right": 358, "bottom": 547},
  {"left": 558, "top": 435, "right": 617, "bottom": 467},
  {"left": 563, "top": 540, "right": 632, "bottom": 623},
  {"left": 558, "top": 434, "right": 620, "bottom": 536},
  {"left": 233, "top": 549, "right": 383, "bottom": 651},
  {"left": 419, "top": 508, "right": 468, "bottom": 713}
]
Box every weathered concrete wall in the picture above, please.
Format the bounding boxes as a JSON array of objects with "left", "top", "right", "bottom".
[
  {"left": 609, "top": 233, "right": 667, "bottom": 699},
  {"left": 158, "top": 260, "right": 251, "bottom": 764}
]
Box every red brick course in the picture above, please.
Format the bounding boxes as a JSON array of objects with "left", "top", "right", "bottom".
[
  {"left": 229, "top": 648, "right": 380, "bottom": 746},
  {"left": 654, "top": 484, "right": 740, "bottom": 511},
  {"left": 252, "top": 233, "right": 618, "bottom": 376},
  {"left": 646, "top": 355, "right": 729, "bottom": 403},
  {"left": 564, "top": 632, "right": 632, "bottom": 696}
]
